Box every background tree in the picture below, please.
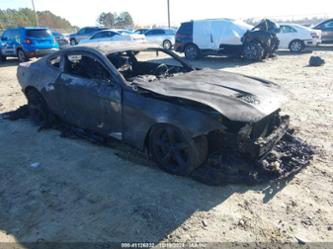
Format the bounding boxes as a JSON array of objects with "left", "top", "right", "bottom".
[
  {"left": 0, "top": 8, "right": 75, "bottom": 32},
  {"left": 97, "top": 11, "right": 134, "bottom": 28},
  {"left": 96, "top": 12, "right": 114, "bottom": 28},
  {"left": 118, "top": 11, "right": 133, "bottom": 27}
]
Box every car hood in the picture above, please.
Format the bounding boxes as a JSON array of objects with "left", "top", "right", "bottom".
[{"left": 134, "top": 68, "right": 289, "bottom": 122}]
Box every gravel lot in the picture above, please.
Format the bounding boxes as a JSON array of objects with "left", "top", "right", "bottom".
[{"left": 0, "top": 50, "right": 332, "bottom": 247}]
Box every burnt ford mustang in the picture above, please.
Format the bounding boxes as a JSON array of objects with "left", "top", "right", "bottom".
[{"left": 17, "top": 42, "right": 290, "bottom": 176}]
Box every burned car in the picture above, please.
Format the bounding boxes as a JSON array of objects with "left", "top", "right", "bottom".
[{"left": 17, "top": 42, "right": 290, "bottom": 177}]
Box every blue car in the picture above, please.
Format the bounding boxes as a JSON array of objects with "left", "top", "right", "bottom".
[{"left": 0, "top": 27, "right": 59, "bottom": 62}]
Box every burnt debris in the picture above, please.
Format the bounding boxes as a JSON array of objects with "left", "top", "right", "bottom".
[
  {"left": 191, "top": 130, "right": 314, "bottom": 185},
  {"left": 309, "top": 56, "right": 325, "bottom": 67}
]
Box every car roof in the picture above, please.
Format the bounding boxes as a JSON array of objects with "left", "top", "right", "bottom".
[
  {"left": 74, "top": 41, "right": 160, "bottom": 55},
  {"left": 5, "top": 26, "right": 49, "bottom": 31},
  {"left": 280, "top": 23, "right": 302, "bottom": 26},
  {"left": 23, "top": 27, "right": 49, "bottom": 30}
]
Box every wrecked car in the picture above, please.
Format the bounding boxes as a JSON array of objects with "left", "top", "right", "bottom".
[
  {"left": 175, "top": 18, "right": 280, "bottom": 61},
  {"left": 17, "top": 41, "right": 290, "bottom": 177}
]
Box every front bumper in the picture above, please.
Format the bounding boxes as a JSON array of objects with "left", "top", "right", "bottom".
[
  {"left": 192, "top": 115, "right": 313, "bottom": 185},
  {"left": 304, "top": 39, "right": 321, "bottom": 47},
  {"left": 238, "top": 115, "right": 290, "bottom": 160}
]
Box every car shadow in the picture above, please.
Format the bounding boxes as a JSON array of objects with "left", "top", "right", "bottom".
[
  {"left": 313, "top": 44, "right": 333, "bottom": 51},
  {"left": 0, "top": 116, "right": 293, "bottom": 248},
  {"left": 277, "top": 49, "right": 313, "bottom": 57}
]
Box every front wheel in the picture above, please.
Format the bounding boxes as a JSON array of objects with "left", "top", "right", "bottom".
[
  {"left": 289, "top": 40, "right": 304, "bottom": 53},
  {"left": 163, "top": 40, "right": 172, "bottom": 50},
  {"left": 70, "top": 39, "right": 77, "bottom": 46},
  {"left": 149, "top": 125, "right": 207, "bottom": 176},
  {"left": 243, "top": 42, "right": 264, "bottom": 61},
  {"left": 184, "top": 44, "right": 200, "bottom": 60},
  {"left": 17, "top": 49, "right": 28, "bottom": 63}
]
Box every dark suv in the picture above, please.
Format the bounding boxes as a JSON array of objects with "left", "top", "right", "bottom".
[
  {"left": 69, "top": 27, "right": 106, "bottom": 45},
  {"left": 313, "top": 19, "right": 333, "bottom": 43}
]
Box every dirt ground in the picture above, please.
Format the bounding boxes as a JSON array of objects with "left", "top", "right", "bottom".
[{"left": 0, "top": 49, "right": 332, "bottom": 248}]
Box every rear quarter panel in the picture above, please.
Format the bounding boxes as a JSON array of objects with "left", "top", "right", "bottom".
[{"left": 17, "top": 59, "right": 61, "bottom": 104}]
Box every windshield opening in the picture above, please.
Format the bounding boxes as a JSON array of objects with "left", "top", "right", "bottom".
[{"left": 107, "top": 48, "right": 192, "bottom": 83}]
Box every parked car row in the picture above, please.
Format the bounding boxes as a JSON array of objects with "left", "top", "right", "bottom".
[
  {"left": 69, "top": 26, "right": 177, "bottom": 49},
  {"left": 0, "top": 18, "right": 332, "bottom": 63},
  {"left": 79, "top": 29, "right": 146, "bottom": 44},
  {"left": 175, "top": 19, "right": 323, "bottom": 60}
]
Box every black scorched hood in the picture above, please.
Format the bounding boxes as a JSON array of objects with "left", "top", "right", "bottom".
[{"left": 134, "top": 69, "right": 289, "bottom": 123}]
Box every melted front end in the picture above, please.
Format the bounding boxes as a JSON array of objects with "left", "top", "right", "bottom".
[{"left": 237, "top": 112, "right": 290, "bottom": 160}]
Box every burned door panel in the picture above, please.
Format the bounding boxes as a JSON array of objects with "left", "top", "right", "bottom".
[
  {"left": 54, "top": 73, "right": 104, "bottom": 130},
  {"left": 53, "top": 73, "right": 122, "bottom": 135},
  {"left": 50, "top": 53, "right": 122, "bottom": 134}
]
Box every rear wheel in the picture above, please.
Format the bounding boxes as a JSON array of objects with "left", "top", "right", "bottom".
[
  {"left": 184, "top": 44, "right": 200, "bottom": 60},
  {"left": 0, "top": 51, "right": 6, "bottom": 62},
  {"left": 243, "top": 41, "right": 264, "bottom": 61},
  {"left": 70, "top": 39, "right": 77, "bottom": 46},
  {"left": 149, "top": 125, "right": 207, "bottom": 176},
  {"left": 26, "top": 89, "right": 51, "bottom": 127},
  {"left": 289, "top": 40, "right": 304, "bottom": 53},
  {"left": 17, "top": 49, "right": 28, "bottom": 63},
  {"left": 163, "top": 40, "right": 172, "bottom": 50}
]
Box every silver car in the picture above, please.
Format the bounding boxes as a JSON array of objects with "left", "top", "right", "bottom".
[
  {"left": 313, "top": 19, "right": 333, "bottom": 43},
  {"left": 144, "top": 28, "right": 176, "bottom": 50},
  {"left": 69, "top": 27, "right": 106, "bottom": 45}
]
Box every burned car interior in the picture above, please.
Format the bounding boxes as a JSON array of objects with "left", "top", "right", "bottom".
[
  {"left": 64, "top": 54, "right": 112, "bottom": 82},
  {"left": 106, "top": 49, "right": 193, "bottom": 82}
]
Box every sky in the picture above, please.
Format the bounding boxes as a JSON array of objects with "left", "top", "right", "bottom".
[{"left": 1, "top": 0, "right": 333, "bottom": 27}]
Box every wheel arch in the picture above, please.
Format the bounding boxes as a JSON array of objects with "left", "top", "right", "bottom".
[
  {"left": 24, "top": 85, "right": 40, "bottom": 96},
  {"left": 16, "top": 46, "right": 24, "bottom": 54}
]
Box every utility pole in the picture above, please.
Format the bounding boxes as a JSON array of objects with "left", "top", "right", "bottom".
[
  {"left": 31, "top": 0, "right": 39, "bottom": 26},
  {"left": 167, "top": 0, "right": 170, "bottom": 28}
]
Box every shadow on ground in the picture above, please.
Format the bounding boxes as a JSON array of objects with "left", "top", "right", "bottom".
[
  {"left": 0, "top": 115, "right": 292, "bottom": 248},
  {"left": 0, "top": 58, "right": 19, "bottom": 68}
]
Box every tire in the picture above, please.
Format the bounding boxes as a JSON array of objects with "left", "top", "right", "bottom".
[
  {"left": 26, "top": 88, "right": 51, "bottom": 127},
  {"left": 70, "top": 39, "right": 77, "bottom": 46},
  {"left": 17, "top": 49, "right": 28, "bottom": 63},
  {"left": 0, "top": 55, "right": 6, "bottom": 62},
  {"left": 184, "top": 44, "right": 200, "bottom": 60},
  {"left": 289, "top": 40, "right": 304, "bottom": 53},
  {"left": 0, "top": 50, "right": 6, "bottom": 62},
  {"left": 149, "top": 124, "right": 207, "bottom": 176},
  {"left": 162, "top": 40, "right": 172, "bottom": 50},
  {"left": 243, "top": 41, "right": 264, "bottom": 61}
]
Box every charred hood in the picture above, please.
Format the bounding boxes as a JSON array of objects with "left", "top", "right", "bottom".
[{"left": 134, "top": 69, "right": 289, "bottom": 122}]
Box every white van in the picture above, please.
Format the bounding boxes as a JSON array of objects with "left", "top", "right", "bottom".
[{"left": 175, "top": 18, "right": 280, "bottom": 61}]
